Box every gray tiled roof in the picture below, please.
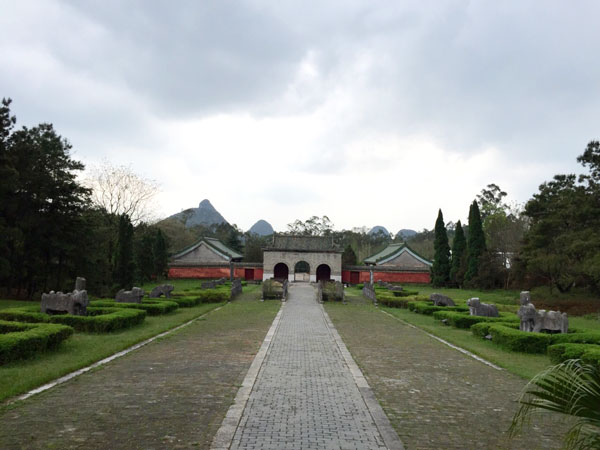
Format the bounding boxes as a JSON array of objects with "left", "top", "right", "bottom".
[
  {"left": 265, "top": 234, "right": 342, "bottom": 252},
  {"left": 364, "top": 243, "right": 432, "bottom": 266},
  {"left": 171, "top": 237, "right": 243, "bottom": 261}
]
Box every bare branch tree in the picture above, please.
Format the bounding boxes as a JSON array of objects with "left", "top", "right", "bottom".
[{"left": 84, "top": 160, "right": 160, "bottom": 225}]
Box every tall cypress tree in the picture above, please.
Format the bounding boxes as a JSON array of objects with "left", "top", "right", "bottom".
[
  {"left": 449, "top": 220, "right": 466, "bottom": 287},
  {"left": 465, "top": 200, "right": 486, "bottom": 283},
  {"left": 113, "top": 214, "right": 134, "bottom": 289},
  {"left": 153, "top": 229, "right": 168, "bottom": 279},
  {"left": 432, "top": 209, "right": 451, "bottom": 287}
]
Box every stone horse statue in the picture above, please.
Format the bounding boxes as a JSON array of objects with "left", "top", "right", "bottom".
[
  {"left": 467, "top": 298, "right": 499, "bottom": 317},
  {"left": 517, "top": 291, "right": 568, "bottom": 333}
]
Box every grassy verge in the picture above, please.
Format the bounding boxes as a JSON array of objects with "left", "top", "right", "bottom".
[
  {"left": 343, "top": 286, "right": 586, "bottom": 379},
  {"left": 0, "top": 282, "right": 261, "bottom": 402}
]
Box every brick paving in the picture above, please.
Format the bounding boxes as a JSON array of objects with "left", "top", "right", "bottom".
[
  {"left": 325, "top": 302, "right": 569, "bottom": 449},
  {"left": 230, "top": 283, "right": 392, "bottom": 450},
  {"left": 0, "top": 301, "right": 279, "bottom": 449}
]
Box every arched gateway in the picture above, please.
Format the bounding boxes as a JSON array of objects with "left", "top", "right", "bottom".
[{"left": 263, "top": 235, "right": 342, "bottom": 282}]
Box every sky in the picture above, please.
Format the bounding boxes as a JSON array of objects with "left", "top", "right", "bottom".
[{"left": 2, "top": 1, "right": 599, "bottom": 233}]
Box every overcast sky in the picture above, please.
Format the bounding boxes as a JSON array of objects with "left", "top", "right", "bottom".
[{"left": 2, "top": 1, "right": 599, "bottom": 233}]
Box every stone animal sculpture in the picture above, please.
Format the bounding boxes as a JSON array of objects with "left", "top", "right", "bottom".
[
  {"left": 41, "top": 277, "right": 89, "bottom": 316},
  {"left": 517, "top": 291, "right": 568, "bottom": 333},
  {"left": 467, "top": 298, "right": 499, "bottom": 317},
  {"left": 149, "top": 284, "right": 174, "bottom": 298},
  {"left": 202, "top": 281, "right": 217, "bottom": 289},
  {"left": 115, "top": 287, "right": 145, "bottom": 303},
  {"left": 430, "top": 293, "right": 455, "bottom": 307}
]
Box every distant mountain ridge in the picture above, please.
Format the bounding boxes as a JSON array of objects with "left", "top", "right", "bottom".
[
  {"left": 368, "top": 225, "right": 390, "bottom": 236},
  {"left": 168, "top": 199, "right": 228, "bottom": 228},
  {"left": 249, "top": 219, "right": 274, "bottom": 236},
  {"left": 397, "top": 229, "right": 417, "bottom": 239}
]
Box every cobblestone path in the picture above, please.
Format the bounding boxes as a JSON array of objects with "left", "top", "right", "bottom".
[{"left": 230, "top": 283, "right": 395, "bottom": 450}]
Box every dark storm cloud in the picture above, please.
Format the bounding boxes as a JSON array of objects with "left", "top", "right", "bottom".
[{"left": 2, "top": 0, "right": 599, "bottom": 170}]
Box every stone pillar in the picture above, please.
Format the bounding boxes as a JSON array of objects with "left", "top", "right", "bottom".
[
  {"left": 229, "top": 261, "right": 234, "bottom": 281},
  {"left": 369, "top": 265, "right": 374, "bottom": 285}
]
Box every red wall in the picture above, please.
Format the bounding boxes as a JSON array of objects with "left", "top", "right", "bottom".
[
  {"left": 342, "top": 269, "right": 430, "bottom": 284},
  {"left": 169, "top": 266, "right": 264, "bottom": 281}
]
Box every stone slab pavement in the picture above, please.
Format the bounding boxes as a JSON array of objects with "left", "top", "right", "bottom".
[
  {"left": 0, "top": 301, "right": 278, "bottom": 450},
  {"left": 228, "top": 283, "right": 401, "bottom": 450}
]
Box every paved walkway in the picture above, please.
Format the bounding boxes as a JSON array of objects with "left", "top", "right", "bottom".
[{"left": 229, "top": 284, "right": 398, "bottom": 450}]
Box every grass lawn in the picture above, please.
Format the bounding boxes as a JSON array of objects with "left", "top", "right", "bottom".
[
  {"left": 343, "top": 286, "right": 600, "bottom": 379},
  {"left": 0, "top": 281, "right": 264, "bottom": 403}
]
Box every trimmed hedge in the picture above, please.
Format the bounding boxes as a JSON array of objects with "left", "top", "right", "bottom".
[
  {"left": 547, "top": 343, "right": 600, "bottom": 364},
  {"left": 195, "top": 290, "right": 229, "bottom": 304},
  {"left": 470, "top": 321, "right": 519, "bottom": 338},
  {"left": 90, "top": 299, "right": 178, "bottom": 316},
  {"left": 408, "top": 301, "right": 469, "bottom": 316},
  {"left": 0, "top": 306, "right": 146, "bottom": 333},
  {"left": 486, "top": 324, "right": 553, "bottom": 353},
  {"left": 433, "top": 311, "right": 520, "bottom": 329},
  {"left": 551, "top": 331, "right": 600, "bottom": 346},
  {"left": 0, "top": 320, "right": 74, "bottom": 364},
  {"left": 378, "top": 296, "right": 412, "bottom": 308},
  {"left": 167, "top": 296, "right": 200, "bottom": 307}
]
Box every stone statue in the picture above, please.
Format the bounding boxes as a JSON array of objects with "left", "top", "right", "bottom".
[
  {"left": 467, "top": 298, "right": 499, "bottom": 317},
  {"left": 517, "top": 291, "right": 568, "bottom": 333},
  {"left": 149, "top": 284, "right": 174, "bottom": 298},
  {"left": 41, "top": 278, "right": 89, "bottom": 316},
  {"left": 115, "top": 287, "right": 145, "bottom": 303},
  {"left": 430, "top": 293, "right": 455, "bottom": 307}
]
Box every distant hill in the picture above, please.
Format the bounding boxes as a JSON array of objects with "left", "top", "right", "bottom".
[
  {"left": 248, "top": 219, "right": 274, "bottom": 236},
  {"left": 368, "top": 225, "right": 390, "bottom": 237},
  {"left": 397, "top": 229, "right": 417, "bottom": 239},
  {"left": 167, "top": 199, "right": 228, "bottom": 228}
]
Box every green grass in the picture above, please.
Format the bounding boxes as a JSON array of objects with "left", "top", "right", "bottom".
[
  {"left": 0, "top": 283, "right": 264, "bottom": 403},
  {"left": 380, "top": 306, "right": 552, "bottom": 379},
  {"left": 0, "top": 300, "right": 37, "bottom": 310},
  {"left": 344, "top": 286, "right": 600, "bottom": 379}
]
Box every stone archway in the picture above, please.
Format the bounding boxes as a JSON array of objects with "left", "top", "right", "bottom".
[
  {"left": 316, "top": 264, "right": 331, "bottom": 282},
  {"left": 294, "top": 261, "right": 310, "bottom": 282},
  {"left": 274, "top": 263, "right": 289, "bottom": 280}
]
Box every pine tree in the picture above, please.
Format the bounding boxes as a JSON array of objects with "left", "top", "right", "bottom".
[
  {"left": 113, "top": 214, "right": 134, "bottom": 289},
  {"left": 431, "top": 209, "right": 451, "bottom": 287},
  {"left": 449, "top": 220, "right": 466, "bottom": 287},
  {"left": 465, "top": 200, "right": 486, "bottom": 283},
  {"left": 342, "top": 244, "right": 358, "bottom": 266},
  {"left": 153, "top": 229, "right": 168, "bottom": 279}
]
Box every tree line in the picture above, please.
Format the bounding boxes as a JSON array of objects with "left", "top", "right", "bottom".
[
  {"left": 0, "top": 98, "right": 168, "bottom": 298},
  {"left": 431, "top": 142, "right": 600, "bottom": 294}
]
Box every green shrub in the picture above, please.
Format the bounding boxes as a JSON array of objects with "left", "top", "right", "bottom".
[
  {"left": 392, "top": 289, "right": 419, "bottom": 297},
  {"left": 195, "top": 290, "right": 229, "bottom": 304},
  {"left": 167, "top": 296, "right": 200, "bottom": 307},
  {"left": 356, "top": 283, "right": 364, "bottom": 290},
  {"left": 408, "top": 301, "right": 469, "bottom": 316},
  {"left": 487, "top": 324, "right": 553, "bottom": 353},
  {"left": 433, "top": 311, "right": 519, "bottom": 329},
  {"left": 378, "top": 296, "right": 411, "bottom": 309},
  {"left": 0, "top": 320, "right": 74, "bottom": 364},
  {"left": 0, "top": 306, "right": 146, "bottom": 333},
  {"left": 90, "top": 299, "right": 178, "bottom": 315},
  {"left": 470, "top": 321, "right": 519, "bottom": 338},
  {"left": 581, "top": 348, "right": 600, "bottom": 368},
  {"left": 547, "top": 343, "right": 600, "bottom": 364},
  {"left": 552, "top": 332, "right": 600, "bottom": 346}
]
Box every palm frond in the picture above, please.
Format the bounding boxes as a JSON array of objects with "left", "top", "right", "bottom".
[{"left": 510, "top": 359, "right": 600, "bottom": 450}]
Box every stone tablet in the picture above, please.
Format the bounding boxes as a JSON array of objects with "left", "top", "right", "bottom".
[
  {"left": 430, "top": 293, "right": 455, "bottom": 307},
  {"left": 115, "top": 287, "right": 145, "bottom": 303}
]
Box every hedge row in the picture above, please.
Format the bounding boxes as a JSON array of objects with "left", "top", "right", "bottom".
[
  {"left": 433, "top": 311, "right": 520, "bottom": 329},
  {"left": 407, "top": 301, "right": 469, "bottom": 316},
  {"left": 195, "top": 290, "right": 230, "bottom": 304},
  {"left": 167, "top": 296, "right": 201, "bottom": 307},
  {"left": 90, "top": 299, "right": 178, "bottom": 316},
  {"left": 0, "top": 306, "right": 146, "bottom": 333},
  {"left": 470, "top": 321, "right": 519, "bottom": 338},
  {"left": 0, "top": 320, "right": 74, "bottom": 364}
]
